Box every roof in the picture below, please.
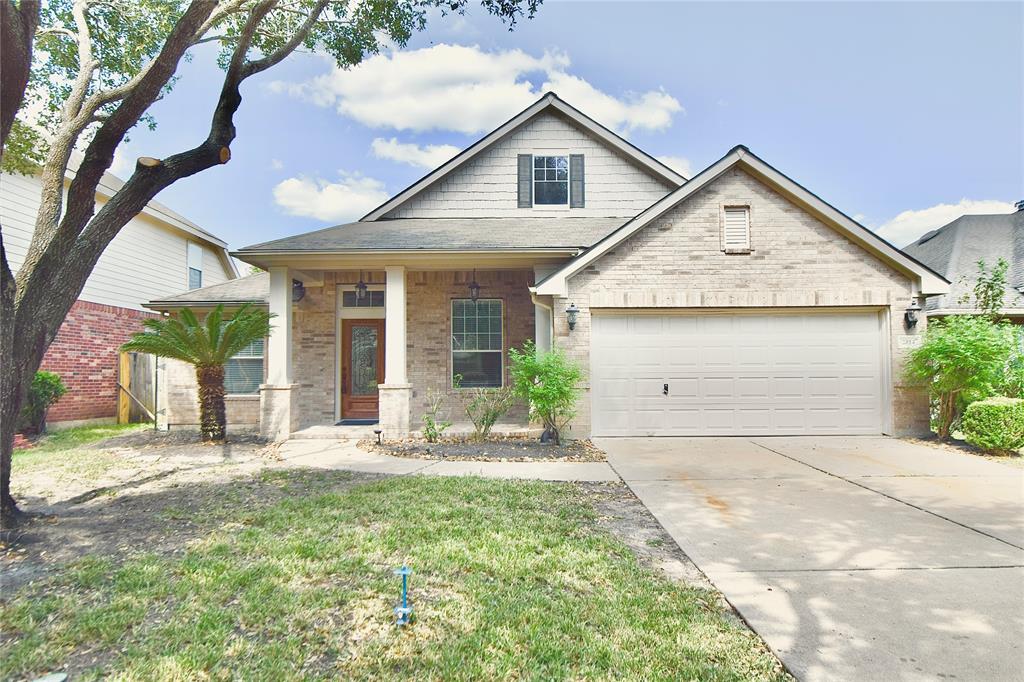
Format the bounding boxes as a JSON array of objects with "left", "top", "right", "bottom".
[
  {"left": 148, "top": 272, "right": 268, "bottom": 308},
  {"left": 902, "top": 210, "right": 1024, "bottom": 314},
  {"left": 358, "top": 92, "right": 687, "bottom": 222},
  {"left": 236, "top": 217, "right": 624, "bottom": 253},
  {"left": 534, "top": 145, "right": 951, "bottom": 297}
]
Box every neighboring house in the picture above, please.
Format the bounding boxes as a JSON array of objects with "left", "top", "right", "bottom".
[
  {"left": 902, "top": 205, "right": 1024, "bottom": 322},
  {"left": 149, "top": 92, "right": 948, "bottom": 440},
  {"left": 1, "top": 160, "right": 238, "bottom": 427}
]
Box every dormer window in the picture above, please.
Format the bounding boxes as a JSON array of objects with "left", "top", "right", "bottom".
[{"left": 533, "top": 155, "right": 569, "bottom": 205}]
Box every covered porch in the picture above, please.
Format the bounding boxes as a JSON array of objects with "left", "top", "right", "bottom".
[{"left": 258, "top": 257, "right": 565, "bottom": 441}]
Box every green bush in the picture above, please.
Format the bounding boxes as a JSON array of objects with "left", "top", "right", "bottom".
[
  {"left": 904, "top": 316, "right": 1016, "bottom": 439},
  {"left": 453, "top": 374, "right": 514, "bottom": 442},
  {"left": 18, "top": 371, "right": 68, "bottom": 434},
  {"left": 960, "top": 397, "right": 1024, "bottom": 455},
  {"left": 509, "top": 340, "right": 584, "bottom": 444},
  {"left": 420, "top": 388, "right": 451, "bottom": 443}
]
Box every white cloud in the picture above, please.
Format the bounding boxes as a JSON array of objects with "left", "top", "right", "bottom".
[
  {"left": 270, "top": 158, "right": 284, "bottom": 170},
  {"left": 272, "top": 172, "right": 389, "bottom": 223},
  {"left": 655, "top": 155, "right": 693, "bottom": 178},
  {"left": 875, "top": 199, "right": 1016, "bottom": 247},
  {"left": 371, "top": 137, "right": 460, "bottom": 169},
  {"left": 272, "top": 44, "right": 682, "bottom": 136}
]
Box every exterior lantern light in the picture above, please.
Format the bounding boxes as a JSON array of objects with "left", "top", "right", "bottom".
[
  {"left": 468, "top": 269, "right": 481, "bottom": 302},
  {"left": 291, "top": 279, "right": 306, "bottom": 302},
  {"left": 565, "top": 302, "right": 580, "bottom": 331},
  {"left": 355, "top": 270, "right": 368, "bottom": 301},
  {"left": 904, "top": 299, "right": 921, "bottom": 329}
]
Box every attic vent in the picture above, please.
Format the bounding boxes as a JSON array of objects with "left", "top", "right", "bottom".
[
  {"left": 1015, "top": 199, "right": 1024, "bottom": 212},
  {"left": 722, "top": 206, "right": 751, "bottom": 252},
  {"left": 916, "top": 228, "right": 940, "bottom": 245}
]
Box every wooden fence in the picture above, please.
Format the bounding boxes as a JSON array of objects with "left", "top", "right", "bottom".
[{"left": 117, "top": 351, "right": 156, "bottom": 424}]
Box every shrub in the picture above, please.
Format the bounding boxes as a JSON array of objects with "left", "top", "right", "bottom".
[
  {"left": 421, "top": 388, "right": 451, "bottom": 443},
  {"left": 904, "top": 316, "right": 1016, "bottom": 439},
  {"left": 454, "top": 374, "right": 514, "bottom": 441},
  {"left": 18, "top": 371, "right": 68, "bottom": 434},
  {"left": 509, "top": 340, "right": 584, "bottom": 444},
  {"left": 960, "top": 397, "right": 1024, "bottom": 455}
]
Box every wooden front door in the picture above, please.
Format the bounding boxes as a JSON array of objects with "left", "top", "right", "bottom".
[{"left": 341, "top": 319, "right": 384, "bottom": 419}]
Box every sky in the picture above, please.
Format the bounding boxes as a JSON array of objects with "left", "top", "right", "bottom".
[{"left": 107, "top": 0, "right": 1023, "bottom": 251}]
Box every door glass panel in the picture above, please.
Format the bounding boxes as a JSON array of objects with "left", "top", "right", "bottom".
[{"left": 351, "top": 326, "right": 378, "bottom": 395}]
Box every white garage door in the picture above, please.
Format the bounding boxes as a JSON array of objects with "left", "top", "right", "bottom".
[{"left": 590, "top": 311, "right": 886, "bottom": 436}]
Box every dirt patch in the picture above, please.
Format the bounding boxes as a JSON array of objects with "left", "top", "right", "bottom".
[
  {"left": 902, "top": 436, "right": 1024, "bottom": 469},
  {"left": 362, "top": 436, "right": 606, "bottom": 462}
]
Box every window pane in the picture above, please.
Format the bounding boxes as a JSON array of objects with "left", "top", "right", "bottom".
[
  {"left": 342, "top": 289, "right": 384, "bottom": 308},
  {"left": 233, "top": 339, "right": 264, "bottom": 358},
  {"left": 545, "top": 156, "right": 556, "bottom": 169},
  {"left": 188, "top": 267, "right": 202, "bottom": 290},
  {"left": 535, "top": 181, "right": 568, "bottom": 205},
  {"left": 350, "top": 326, "right": 379, "bottom": 395},
  {"left": 534, "top": 156, "right": 544, "bottom": 169},
  {"left": 453, "top": 351, "right": 502, "bottom": 388},
  {"left": 225, "top": 358, "right": 262, "bottom": 394}
]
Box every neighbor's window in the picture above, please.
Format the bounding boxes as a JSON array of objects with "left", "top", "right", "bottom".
[
  {"left": 187, "top": 242, "right": 203, "bottom": 289},
  {"left": 533, "top": 155, "right": 569, "bottom": 206},
  {"left": 225, "top": 338, "right": 263, "bottom": 394},
  {"left": 452, "top": 299, "right": 503, "bottom": 388}
]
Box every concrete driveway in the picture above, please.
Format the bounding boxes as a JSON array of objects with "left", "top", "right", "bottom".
[{"left": 596, "top": 436, "right": 1024, "bottom": 681}]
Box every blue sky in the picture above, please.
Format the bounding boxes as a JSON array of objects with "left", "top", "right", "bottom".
[{"left": 111, "top": 1, "right": 1023, "bottom": 250}]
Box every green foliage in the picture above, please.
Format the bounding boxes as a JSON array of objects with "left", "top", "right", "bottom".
[
  {"left": 122, "top": 304, "right": 272, "bottom": 368},
  {"left": 17, "top": 372, "right": 68, "bottom": 434},
  {"left": 960, "top": 397, "right": 1024, "bottom": 455},
  {"left": 454, "top": 374, "right": 514, "bottom": 441},
  {"left": 508, "top": 340, "right": 583, "bottom": 444},
  {"left": 420, "top": 388, "right": 451, "bottom": 443},
  {"left": 0, "top": 120, "right": 45, "bottom": 175},
  {"left": 958, "top": 258, "right": 1014, "bottom": 318},
  {"left": 904, "top": 316, "right": 1016, "bottom": 439}
]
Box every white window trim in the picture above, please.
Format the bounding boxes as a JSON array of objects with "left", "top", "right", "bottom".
[
  {"left": 224, "top": 339, "right": 264, "bottom": 396},
  {"left": 720, "top": 204, "right": 753, "bottom": 254},
  {"left": 531, "top": 151, "right": 571, "bottom": 211},
  {"left": 450, "top": 298, "right": 505, "bottom": 389}
]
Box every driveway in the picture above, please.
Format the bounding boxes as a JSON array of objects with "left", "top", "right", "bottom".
[{"left": 596, "top": 436, "right": 1024, "bottom": 681}]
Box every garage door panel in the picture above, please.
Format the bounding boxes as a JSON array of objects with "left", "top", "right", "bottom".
[{"left": 591, "top": 311, "right": 885, "bottom": 436}]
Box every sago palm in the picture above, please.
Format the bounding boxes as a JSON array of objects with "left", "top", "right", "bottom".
[{"left": 123, "top": 304, "right": 273, "bottom": 441}]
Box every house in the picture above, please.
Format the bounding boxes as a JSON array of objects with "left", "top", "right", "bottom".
[
  {"left": 1, "top": 159, "right": 238, "bottom": 427},
  {"left": 148, "top": 92, "right": 948, "bottom": 440},
  {"left": 902, "top": 204, "right": 1023, "bottom": 322}
]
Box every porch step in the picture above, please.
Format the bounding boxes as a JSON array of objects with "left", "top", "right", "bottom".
[{"left": 290, "top": 424, "right": 379, "bottom": 440}]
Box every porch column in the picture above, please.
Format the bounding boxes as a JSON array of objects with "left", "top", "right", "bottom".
[
  {"left": 260, "top": 266, "right": 297, "bottom": 441},
  {"left": 379, "top": 265, "right": 411, "bottom": 436}
]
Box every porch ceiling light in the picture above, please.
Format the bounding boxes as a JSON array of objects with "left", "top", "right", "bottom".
[
  {"left": 904, "top": 299, "right": 922, "bottom": 328},
  {"left": 565, "top": 302, "right": 580, "bottom": 331},
  {"left": 468, "top": 269, "right": 481, "bottom": 302},
  {"left": 355, "top": 271, "right": 368, "bottom": 301}
]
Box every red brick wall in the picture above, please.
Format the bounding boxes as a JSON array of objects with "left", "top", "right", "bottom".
[{"left": 39, "top": 300, "right": 156, "bottom": 423}]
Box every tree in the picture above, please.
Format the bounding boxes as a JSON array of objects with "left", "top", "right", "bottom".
[
  {"left": 0, "top": 0, "right": 541, "bottom": 527},
  {"left": 122, "top": 304, "right": 272, "bottom": 441},
  {"left": 508, "top": 340, "right": 583, "bottom": 444},
  {"left": 958, "top": 258, "right": 1014, "bottom": 319},
  {"left": 904, "top": 316, "right": 1016, "bottom": 440}
]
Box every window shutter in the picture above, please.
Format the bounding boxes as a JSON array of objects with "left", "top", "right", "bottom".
[
  {"left": 517, "top": 154, "right": 533, "bottom": 208},
  {"left": 569, "top": 154, "right": 585, "bottom": 208},
  {"left": 722, "top": 206, "right": 751, "bottom": 251}
]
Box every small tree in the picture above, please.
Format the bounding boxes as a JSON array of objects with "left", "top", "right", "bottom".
[
  {"left": 122, "top": 304, "right": 272, "bottom": 441},
  {"left": 17, "top": 371, "right": 67, "bottom": 435},
  {"left": 509, "top": 340, "right": 583, "bottom": 445},
  {"left": 420, "top": 388, "right": 451, "bottom": 443},
  {"left": 904, "top": 316, "right": 1016, "bottom": 440},
  {"left": 453, "top": 374, "right": 513, "bottom": 441},
  {"left": 958, "top": 258, "right": 1015, "bottom": 319}
]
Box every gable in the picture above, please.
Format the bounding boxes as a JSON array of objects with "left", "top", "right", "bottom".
[{"left": 383, "top": 112, "right": 676, "bottom": 219}]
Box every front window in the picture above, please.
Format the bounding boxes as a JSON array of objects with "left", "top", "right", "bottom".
[
  {"left": 452, "top": 299, "right": 503, "bottom": 388},
  {"left": 533, "top": 155, "right": 569, "bottom": 206},
  {"left": 225, "top": 339, "right": 263, "bottom": 394}
]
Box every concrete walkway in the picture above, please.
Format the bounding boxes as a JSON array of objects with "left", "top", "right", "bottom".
[
  {"left": 598, "top": 436, "right": 1024, "bottom": 682},
  {"left": 276, "top": 439, "right": 619, "bottom": 482}
]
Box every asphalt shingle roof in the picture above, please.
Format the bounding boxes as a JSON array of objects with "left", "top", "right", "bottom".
[
  {"left": 903, "top": 211, "right": 1023, "bottom": 313},
  {"left": 149, "top": 273, "right": 269, "bottom": 306},
  {"left": 237, "top": 217, "right": 626, "bottom": 252}
]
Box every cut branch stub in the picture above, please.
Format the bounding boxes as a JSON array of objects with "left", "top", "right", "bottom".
[
  {"left": 219, "top": 146, "right": 230, "bottom": 164},
  {"left": 137, "top": 156, "right": 162, "bottom": 168}
]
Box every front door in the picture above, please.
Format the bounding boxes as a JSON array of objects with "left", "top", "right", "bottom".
[{"left": 341, "top": 319, "right": 384, "bottom": 419}]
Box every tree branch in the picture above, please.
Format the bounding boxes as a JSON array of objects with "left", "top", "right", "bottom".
[{"left": 0, "top": 0, "right": 40, "bottom": 152}]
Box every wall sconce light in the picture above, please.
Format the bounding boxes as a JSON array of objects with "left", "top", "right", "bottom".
[
  {"left": 468, "top": 269, "right": 481, "bottom": 302},
  {"left": 565, "top": 302, "right": 580, "bottom": 330},
  {"left": 355, "top": 270, "right": 368, "bottom": 301},
  {"left": 291, "top": 279, "right": 306, "bottom": 302},
  {"left": 904, "top": 299, "right": 921, "bottom": 329}
]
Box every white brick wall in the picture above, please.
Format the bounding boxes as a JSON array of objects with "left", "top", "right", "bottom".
[{"left": 386, "top": 112, "right": 674, "bottom": 219}]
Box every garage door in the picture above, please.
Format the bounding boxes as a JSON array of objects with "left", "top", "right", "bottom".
[{"left": 590, "top": 311, "right": 886, "bottom": 436}]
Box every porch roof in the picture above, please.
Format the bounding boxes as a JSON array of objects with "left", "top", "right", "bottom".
[
  {"left": 148, "top": 272, "right": 269, "bottom": 309},
  {"left": 235, "top": 217, "right": 625, "bottom": 254}
]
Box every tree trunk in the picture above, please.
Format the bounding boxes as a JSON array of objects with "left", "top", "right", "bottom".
[
  {"left": 1, "top": 244, "right": 22, "bottom": 529},
  {"left": 196, "top": 365, "right": 226, "bottom": 442}
]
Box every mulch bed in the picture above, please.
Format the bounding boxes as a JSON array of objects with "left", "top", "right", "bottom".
[{"left": 362, "top": 435, "right": 607, "bottom": 462}]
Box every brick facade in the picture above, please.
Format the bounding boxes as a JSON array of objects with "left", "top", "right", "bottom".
[
  {"left": 552, "top": 166, "right": 930, "bottom": 438},
  {"left": 39, "top": 299, "right": 156, "bottom": 424}
]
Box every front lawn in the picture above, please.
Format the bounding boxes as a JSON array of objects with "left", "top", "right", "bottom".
[{"left": 1, "top": 473, "right": 786, "bottom": 680}]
